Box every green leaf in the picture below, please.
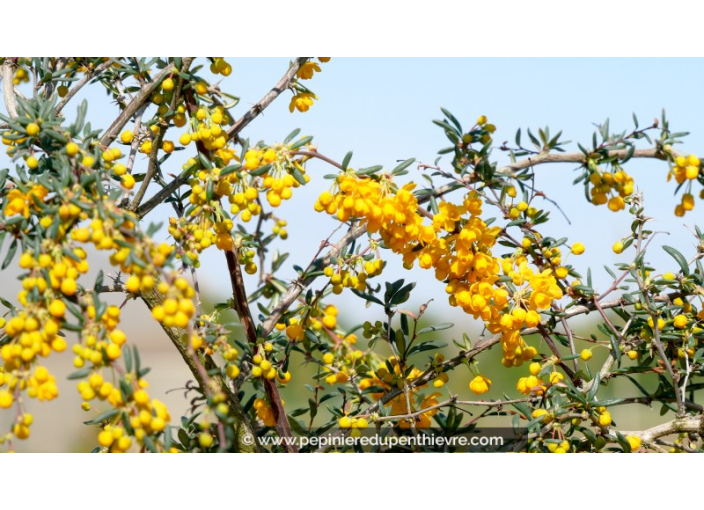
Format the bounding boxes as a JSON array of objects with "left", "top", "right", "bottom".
[
  {"left": 83, "top": 408, "right": 119, "bottom": 425},
  {"left": 356, "top": 165, "right": 383, "bottom": 176},
  {"left": 2, "top": 239, "right": 17, "bottom": 269},
  {"left": 341, "top": 151, "right": 353, "bottom": 170},
  {"left": 624, "top": 375, "right": 649, "bottom": 397},
  {"left": 662, "top": 245, "right": 689, "bottom": 276},
  {"left": 391, "top": 158, "right": 415, "bottom": 175},
  {"left": 400, "top": 313, "right": 409, "bottom": 336},
  {"left": 440, "top": 108, "right": 462, "bottom": 132},
  {"left": 198, "top": 152, "right": 212, "bottom": 169},
  {"left": 351, "top": 288, "right": 383, "bottom": 306},
  {"left": 68, "top": 367, "right": 92, "bottom": 380},
  {"left": 289, "top": 135, "right": 313, "bottom": 150},
  {"left": 143, "top": 435, "right": 158, "bottom": 453},
  {"left": 134, "top": 346, "right": 142, "bottom": 377},
  {"left": 249, "top": 163, "right": 271, "bottom": 177},
  {"left": 220, "top": 164, "right": 242, "bottom": 177},
  {"left": 586, "top": 372, "right": 600, "bottom": 401},
  {"left": 407, "top": 341, "right": 447, "bottom": 356},
  {"left": 592, "top": 398, "right": 624, "bottom": 407},
  {"left": 609, "top": 334, "right": 621, "bottom": 366},
  {"left": 417, "top": 323, "right": 454, "bottom": 335},
  {"left": 284, "top": 128, "right": 301, "bottom": 145},
  {"left": 122, "top": 348, "right": 132, "bottom": 373}
]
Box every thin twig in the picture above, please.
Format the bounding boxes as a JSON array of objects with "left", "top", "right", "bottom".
[
  {"left": 100, "top": 62, "right": 175, "bottom": 147},
  {"left": 290, "top": 150, "right": 344, "bottom": 170},
  {"left": 55, "top": 59, "right": 113, "bottom": 114},
  {"left": 128, "top": 58, "right": 192, "bottom": 211},
  {"left": 226, "top": 58, "right": 309, "bottom": 140},
  {"left": 134, "top": 58, "right": 306, "bottom": 218},
  {"left": 633, "top": 214, "right": 684, "bottom": 415},
  {"left": 367, "top": 397, "right": 535, "bottom": 422},
  {"left": 559, "top": 312, "right": 579, "bottom": 372}
]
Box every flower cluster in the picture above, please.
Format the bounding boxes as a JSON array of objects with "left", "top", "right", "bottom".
[
  {"left": 179, "top": 105, "right": 234, "bottom": 160},
  {"left": 323, "top": 257, "right": 384, "bottom": 294},
  {"left": 253, "top": 398, "right": 278, "bottom": 428},
  {"left": 358, "top": 357, "right": 440, "bottom": 427},
  {"left": 289, "top": 58, "right": 330, "bottom": 113},
  {"left": 315, "top": 174, "right": 434, "bottom": 254},
  {"left": 667, "top": 154, "right": 702, "bottom": 216},
  {"left": 316, "top": 175, "right": 562, "bottom": 374},
  {"left": 588, "top": 169, "right": 634, "bottom": 211},
  {"left": 669, "top": 154, "right": 701, "bottom": 184},
  {"left": 321, "top": 347, "right": 364, "bottom": 386},
  {"left": 170, "top": 131, "right": 310, "bottom": 268}
]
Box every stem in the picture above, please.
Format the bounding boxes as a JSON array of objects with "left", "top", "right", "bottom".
[
  {"left": 225, "top": 248, "right": 297, "bottom": 452},
  {"left": 633, "top": 215, "right": 684, "bottom": 415},
  {"left": 100, "top": 62, "right": 175, "bottom": 147},
  {"left": 226, "top": 58, "right": 309, "bottom": 140},
  {"left": 55, "top": 59, "right": 113, "bottom": 114},
  {"left": 137, "top": 283, "right": 259, "bottom": 452}
]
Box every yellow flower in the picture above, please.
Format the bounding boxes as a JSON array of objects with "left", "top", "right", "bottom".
[
  {"left": 4, "top": 189, "right": 29, "bottom": 217},
  {"left": 296, "top": 62, "right": 321, "bottom": 80},
  {"left": 286, "top": 321, "right": 304, "bottom": 341},
  {"left": 548, "top": 372, "right": 564, "bottom": 385},
  {"left": 122, "top": 174, "right": 136, "bottom": 190},
  {"left": 289, "top": 93, "right": 317, "bottom": 113},
  {"left": 673, "top": 314, "right": 688, "bottom": 329},
  {"left": 4, "top": 185, "right": 48, "bottom": 218},
  {"left": 571, "top": 242, "right": 585, "bottom": 255},
  {"left": 598, "top": 411, "right": 611, "bottom": 427},
  {"left": 625, "top": 435, "right": 641, "bottom": 452},
  {"left": 469, "top": 375, "right": 491, "bottom": 395}
]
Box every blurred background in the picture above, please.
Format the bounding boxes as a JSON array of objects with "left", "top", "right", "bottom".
[{"left": 2, "top": 58, "right": 703, "bottom": 451}]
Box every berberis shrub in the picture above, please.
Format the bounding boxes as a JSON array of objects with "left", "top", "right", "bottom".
[{"left": 1, "top": 57, "right": 703, "bottom": 453}]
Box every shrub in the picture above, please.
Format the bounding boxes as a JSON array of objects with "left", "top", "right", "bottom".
[{"left": 1, "top": 57, "right": 702, "bottom": 452}]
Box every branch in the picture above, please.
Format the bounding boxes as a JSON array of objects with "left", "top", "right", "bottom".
[
  {"left": 137, "top": 169, "right": 190, "bottom": 218},
  {"left": 363, "top": 333, "right": 502, "bottom": 417},
  {"left": 537, "top": 323, "right": 577, "bottom": 381},
  {"left": 99, "top": 62, "right": 175, "bottom": 147},
  {"left": 2, "top": 61, "right": 18, "bottom": 119},
  {"left": 55, "top": 59, "right": 113, "bottom": 114},
  {"left": 619, "top": 416, "right": 704, "bottom": 444},
  {"left": 367, "top": 396, "right": 535, "bottom": 422},
  {"left": 361, "top": 287, "right": 685, "bottom": 418},
  {"left": 226, "top": 57, "right": 309, "bottom": 140},
  {"left": 261, "top": 222, "right": 367, "bottom": 337},
  {"left": 137, "top": 283, "right": 259, "bottom": 452},
  {"left": 225, "top": 248, "right": 297, "bottom": 452},
  {"left": 613, "top": 396, "right": 703, "bottom": 412},
  {"left": 135, "top": 58, "right": 306, "bottom": 218},
  {"left": 119, "top": 104, "right": 148, "bottom": 205},
  {"left": 495, "top": 148, "right": 665, "bottom": 176},
  {"left": 632, "top": 215, "right": 684, "bottom": 415},
  {"left": 128, "top": 58, "right": 193, "bottom": 212},
  {"left": 290, "top": 150, "right": 344, "bottom": 170}
]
